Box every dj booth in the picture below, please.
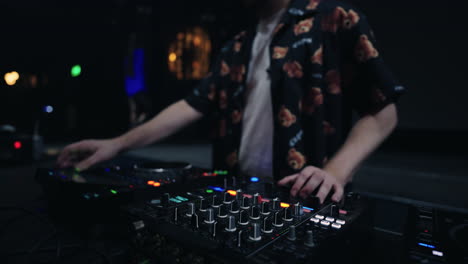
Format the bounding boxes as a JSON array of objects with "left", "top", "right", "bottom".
[{"left": 1, "top": 151, "right": 467, "bottom": 264}]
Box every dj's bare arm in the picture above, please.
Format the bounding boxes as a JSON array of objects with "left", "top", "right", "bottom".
[
  {"left": 279, "top": 104, "right": 398, "bottom": 203},
  {"left": 57, "top": 100, "right": 203, "bottom": 170}
]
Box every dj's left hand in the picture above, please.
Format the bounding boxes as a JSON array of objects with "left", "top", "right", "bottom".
[{"left": 277, "top": 166, "right": 345, "bottom": 204}]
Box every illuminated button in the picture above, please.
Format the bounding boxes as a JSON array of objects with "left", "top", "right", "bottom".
[
  {"left": 331, "top": 223, "right": 342, "bottom": 229},
  {"left": 153, "top": 182, "right": 161, "bottom": 187},
  {"left": 227, "top": 190, "right": 237, "bottom": 196},
  {"left": 325, "top": 217, "right": 335, "bottom": 222},
  {"left": 206, "top": 189, "right": 214, "bottom": 193},
  {"left": 147, "top": 180, "right": 155, "bottom": 185},
  {"left": 310, "top": 218, "right": 320, "bottom": 224},
  {"left": 280, "top": 203, "right": 290, "bottom": 208},
  {"left": 320, "top": 220, "right": 330, "bottom": 226},
  {"left": 336, "top": 219, "right": 346, "bottom": 225},
  {"left": 315, "top": 214, "right": 324, "bottom": 220},
  {"left": 432, "top": 250, "right": 444, "bottom": 257},
  {"left": 175, "top": 196, "right": 188, "bottom": 202}
]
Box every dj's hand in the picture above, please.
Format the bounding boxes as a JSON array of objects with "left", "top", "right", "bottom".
[
  {"left": 277, "top": 166, "right": 345, "bottom": 204},
  {"left": 57, "top": 139, "right": 122, "bottom": 171}
]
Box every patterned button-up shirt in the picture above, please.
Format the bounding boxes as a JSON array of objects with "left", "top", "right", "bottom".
[{"left": 185, "top": 0, "right": 404, "bottom": 180}]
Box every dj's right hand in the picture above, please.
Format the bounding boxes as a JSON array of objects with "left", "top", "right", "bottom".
[{"left": 56, "top": 139, "right": 122, "bottom": 171}]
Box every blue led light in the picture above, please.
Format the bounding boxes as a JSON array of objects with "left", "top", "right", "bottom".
[
  {"left": 250, "top": 177, "right": 259, "bottom": 182},
  {"left": 303, "top": 206, "right": 314, "bottom": 211},
  {"left": 418, "top": 243, "right": 435, "bottom": 249},
  {"left": 104, "top": 168, "right": 110, "bottom": 172},
  {"left": 209, "top": 186, "right": 225, "bottom": 192}
]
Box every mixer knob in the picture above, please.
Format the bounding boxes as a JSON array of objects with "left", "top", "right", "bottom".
[
  {"left": 236, "top": 189, "right": 243, "bottom": 200},
  {"left": 272, "top": 197, "right": 280, "bottom": 211},
  {"left": 199, "top": 198, "right": 208, "bottom": 212},
  {"left": 161, "top": 193, "right": 170, "bottom": 207},
  {"left": 173, "top": 207, "right": 178, "bottom": 223},
  {"left": 204, "top": 208, "right": 215, "bottom": 224},
  {"left": 261, "top": 202, "right": 270, "bottom": 216},
  {"left": 212, "top": 221, "right": 217, "bottom": 238},
  {"left": 287, "top": 225, "right": 297, "bottom": 241},
  {"left": 282, "top": 207, "right": 293, "bottom": 222},
  {"left": 225, "top": 215, "right": 237, "bottom": 232},
  {"left": 250, "top": 206, "right": 260, "bottom": 220},
  {"left": 230, "top": 200, "right": 240, "bottom": 213},
  {"left": 240, "top": 196, "right": 251, "bottom": 210},
  {"left": 293, "top": 202, "right": 303, "bottom": 216},
  {"left": 223, "top": 191, "right": 232, "bottom": 204},
  {"left": 249, "top": 223, "right": 262, "bottom": 242},
  {"left": 237, "top": 230, "right": 243, "bottom": 248},
  {"left": 191, "top": 213, "right": 199, "bottom": 229},
  {"left": 252, "top": 193, "right": 260, "bottom": 206},
  {"left": 304, "top": 230, "right": 315, "bottom": 247},
  {"left": 217, "top": 204, "right": 228, "bottom": 218},
  {"left": 211, "top": 195, "right": 221, "bottom": 208},
  {"left": 272, "top": 212, "right": 283, "bottom": 227},
  {"left": 186, "top": 202, "right": 195, "bottom": 217},
  {"left": 330, "top": 203, "right": 339, "bottom": 217},
  {"left": 238, "top": 210, "right": 249, "bottom": 226},
  {"left": 262, "top": 217, "right": 273, "bottom": 233}
]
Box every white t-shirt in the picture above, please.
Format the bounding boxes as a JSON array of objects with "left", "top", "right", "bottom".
[{"left": 239, "top": 9, "right": 286, "bottom": 179}]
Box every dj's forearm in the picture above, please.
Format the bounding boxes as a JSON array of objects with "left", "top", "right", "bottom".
[
  {"left": 324, "top": 104, "right": 398, "bottom": 183},
  {"left": 114, "top": 100, "right": 203, "bottom": 152}
]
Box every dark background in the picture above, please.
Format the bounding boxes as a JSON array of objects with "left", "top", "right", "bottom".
[{"left": 1, "top": 0, "right": 467, "bottom": 147}]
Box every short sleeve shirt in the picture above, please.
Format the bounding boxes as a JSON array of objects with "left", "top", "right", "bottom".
[{"left": 184, "top": 0, "right": 405, "bottom": 180}]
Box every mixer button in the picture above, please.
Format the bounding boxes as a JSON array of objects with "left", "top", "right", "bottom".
[
  {"left": 240, "top": 196, "right": 251, "bottom": 210},
  {"left": 282, "top": 207, "right": 293, "bottom": 221},
  {"left": 262, "top": 217, "right": 273, "bottom": 233},
  {"left": 211, "top": 195, "right": 221, "bottom": 208},
  {"left": 250, "top": 206, "right": 260, "bottom": 220},
  {"left": 252, "top": 193, "right": 260, "bottom": 206},
  {"left": 287, "top": 225, "right": 297, "bottom": 241},
  {"left": 204, "top": 208, "right": 215, "bottom": 224},
  {"left": 293, "top": 202, "right": 303, "bottom": 216},
  {"left": 199, "top": 198, "right": 208, "bottom": 212},
  {"left": 249, "top": 223, "right": 262, "bottom": 241},
  {"left": 320, "top": 220, "right": 330, "bottom": 227},
  {"left": 325, "top": 217, "right": 335, "bottom": 222},
  {"left": 225, "top": 215, "right": 237, "bottom": 232},
  {"left": 236, "top": 189, "right": 243, "bottom": 201},
  {"left": 315, "top": 214, "right": 324, "bottom": 220},
  {"left": 260, "top": 201, "right": 270, "bottom": 216},
  {"left": 272, "top": 212, "right": 283, "bottom": 227},
  {"left": 186, "top": 202, "right": 195, "bottom": 217},
  {"left": 217, "top": 204, "right": 228, "bottom": 218},
  {"left": 272, "top": 198, "right": 281, "bottom": 211},
  {"left": 336, "top": 219, "right": 346, "bottom": 225},
  {"left": 230, "top": 200, "right": 240, "bottom": 213},
  {"left": 304, "top": 230, "right": 315, "bottom": 247},
  {"left": 238, "top": 210, "right": 249, "bottom": 225},
  {"left": 310, "top": 218, "right": 320, "bottom": 224},
  {"left": 331, "top": 223, "right": 342, "bottom": 229},
  {"left": 223, "top": 191, "right": 232, "bottom": 204},
  {"left": 191, "top": 213, "right": 199, "bottom": 229}
]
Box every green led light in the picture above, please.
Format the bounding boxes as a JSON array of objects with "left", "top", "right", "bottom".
[
  {"left": 110, "top": 189, "right": 117, "bottom": 194},
  {"left": 169, "top": 198, "right": 182, "bottom": 203},
  {"left": 206, "top": 189, "right": 214, "bottom": 193},
  {"left": 71, "top": 64, "right": 82, "bottom": 77},
  {"left": 175, "top": 196, "right": 188, "bottom": 202}
]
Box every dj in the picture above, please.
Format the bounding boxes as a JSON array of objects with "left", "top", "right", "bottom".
[{"left": 57, "top": 0, "right": 404, "bottom": 204}]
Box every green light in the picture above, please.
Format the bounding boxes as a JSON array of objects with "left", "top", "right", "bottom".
[
  {"left": 175, "top": 196, "right": 188, "bottom": 202},
  {"left": 110, "top": 189, "right": 117, "bottom": 194},
  {"left": 71, "top": 64, "right": 82, "bottom": 77},
  {"left": 206, "top": 189, "right": 214, "bottom": 193}
]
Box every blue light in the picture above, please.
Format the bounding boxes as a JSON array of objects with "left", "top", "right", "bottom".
[
  {"left": 250, "top": 177, "right": 259, "bottom": 182},
  {"left": 303, "top": 206, "right": 314, "bottom": 211},
  {"left": 44, "top": 105, "right": 54, "bottom": 113},
  {"left": 104, "top": 168, "right": 111, "bottom": 172},
  {"left": 418, "top": 243, "right": 435, "bottom": 249},
  {"left": 209, "top": 186, "right": 225, "bottom": 192},
  {"left": 125, "top": 48, "right": 146, "bottom": 97}
]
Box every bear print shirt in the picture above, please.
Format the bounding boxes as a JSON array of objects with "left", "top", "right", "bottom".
[{"left": 185, "top": 0, "right": 405, "bottom": 181}]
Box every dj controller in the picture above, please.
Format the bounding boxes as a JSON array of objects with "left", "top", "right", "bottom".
[{"left": 33, "top": 158, "right": 468, "bottom": 264}]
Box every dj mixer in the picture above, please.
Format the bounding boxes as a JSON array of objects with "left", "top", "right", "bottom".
[
  {"left": 34, "top": 159, "right": 468, "bottom": 264},
  {"left": 123, "top": 175, "right": 370, "bottom": 264}
]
